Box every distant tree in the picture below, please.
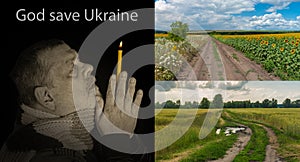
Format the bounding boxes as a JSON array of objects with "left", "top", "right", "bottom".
[
  {"left": 184, "top": 101, "right": 192, "bottom": 108},
  {"left": 175, "top": 100, "right": 181, "bottom": 108},
  {"left": 293, "top": 99, "right": 300, "bottom": 108},
  {"left": 271, "top": 98, "right": 278, "bottom": 108},
  {"left": 283, "top": 98, "right": 291, "bottom": 108},
  {"left": 253, "top": 101, "right": 261, "bottom": 108},
  {"left": 168, "top": 21, "right": 189, "bottom": 41},
  {"left": 155, "top": 102, "right": 162, "bottom": 109},
  {"left": 200, "top": 97, "right": 210, "bottom": 109},
  {"left": 164, "top": 100, "right": 176, "bottom": 108},
  {"left": 211, "top": 94, "right": 224, "bottom": 108},
  {"left": 262, "top": 99, "right": 271, "bottom": 108},
  {"left": 192, "top": 101, "right": 200, "bottom": 108}
]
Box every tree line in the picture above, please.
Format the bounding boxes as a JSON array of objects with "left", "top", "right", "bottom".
[{"left": 155, "top": 94, "right": 300, "bottom": 109}]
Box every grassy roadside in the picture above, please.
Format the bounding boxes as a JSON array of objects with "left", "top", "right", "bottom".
[
  {"left": 155, "top": 109, "right": 238, "bottom": 161},
  {"left": 223, "top": 111, "right": 269, "bottom": 161},
  {"left": 180, "top": 133, "right": 237, "bottom": 162},
  {"left": 227, "top": 108, "right": 300, "bottom": 162}
]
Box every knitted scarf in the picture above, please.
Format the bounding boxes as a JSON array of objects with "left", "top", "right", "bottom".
[{"left": 21, "top": 104, "right": 95, "bottom": 151}]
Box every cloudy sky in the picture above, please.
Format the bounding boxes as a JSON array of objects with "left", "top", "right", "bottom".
[
  {"left": 155, "top": 0, "right": 300, "bottom": 30},
  {"left": 155, "top": 81, "right": 300, "bottom": 103}
]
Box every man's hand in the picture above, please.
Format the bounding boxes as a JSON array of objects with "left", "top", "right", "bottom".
[{"left": 95, "top": 71, "right": 143, "bottom": 136}]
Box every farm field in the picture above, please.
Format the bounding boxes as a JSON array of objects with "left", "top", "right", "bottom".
[
  {"left": 155, "top": 32, "right": 292, "bottom": 81},
  {"left": 213, "top": 33, "right": 300, "bottom": 80},
  {"left": 155, "top": 108, "right": 300, "bottom": 162}
]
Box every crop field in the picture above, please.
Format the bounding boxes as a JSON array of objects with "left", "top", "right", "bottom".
[
  {"left": 155, "top": 108, "right": 300, "bottom": 162},
  {"left": 213, "top": 33, "right": 300, "bottom": 80},
  {"left": 155, "top": 109, "right": 238, "bottom": 161}
]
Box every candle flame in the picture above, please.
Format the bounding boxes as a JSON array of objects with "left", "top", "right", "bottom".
[{"left": 119, "top": 41, "right": 123, "bottom": 48}]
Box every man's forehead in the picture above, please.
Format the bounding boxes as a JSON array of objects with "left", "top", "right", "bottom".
[{"left": 52, "top": 44, "right": 78, "bottom": 59}]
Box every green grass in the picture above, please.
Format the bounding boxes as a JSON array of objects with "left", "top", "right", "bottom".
[
  {"left": 156, "top": 108, "right": 300, "bottom": 161},
  {"left": 227, "top": 108, "right": 300, "bottom": 161},
  {"left": 223, "top": 111, "right": 269, "bottom": 162},
  {"left": 233, "top": 123, "right": 268, "bottom": 161},
  {"left": 181, "top": 134, "right": 237, "bottom": 162},
  {"left": 212, "top": 41, "right": 221, "bottom": 61},
  {"left": 155, "top": 109, "right": 238, "bottom": 161},
  {"left": 232, "top": 53, "right": 239, "bottom": 61}
]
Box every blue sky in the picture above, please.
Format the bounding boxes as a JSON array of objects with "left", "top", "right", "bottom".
[
  {"left": 155, "top": 81, "right": 300, "bottom": 103},
  {"left": 155, "top": 0, "right": 300, "bottom": 30}
]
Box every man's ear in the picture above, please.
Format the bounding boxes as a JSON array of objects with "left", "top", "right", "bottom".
[{"left": 34, "top": 86, "right": 55, "bottom": 111}]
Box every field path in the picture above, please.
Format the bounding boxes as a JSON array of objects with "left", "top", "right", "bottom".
[
  {"left": 257, "top": 124, "right": 283, "bottom": 162},
  {"left": 214, "top": 38, "right": 280, "bottom": 80},
  {"left": 179, "top": 35, "right": 281, "bottom": 80},
  {"left": 225, "top": 111, "right": 283, "bottom": 162},
  {"left": 208, "top": 124, "right": 252, "bottom": 162}
]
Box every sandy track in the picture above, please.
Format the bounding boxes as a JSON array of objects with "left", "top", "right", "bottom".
[
  {"left": 257, "top": 124, "right": 284, "bottom": 162},
  {"left": 177, "top": 36, "right": 281, "bottom": 80},
  {"left": 209, "top": 125, "right": 252, "bottom": 162},
  {"left": 213, "top": 38, "right": 280, "bottom": 80}
]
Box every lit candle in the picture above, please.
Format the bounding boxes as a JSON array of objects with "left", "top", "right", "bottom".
[{"left": 117, "top": 41, "right": 123, "bottom": 79}]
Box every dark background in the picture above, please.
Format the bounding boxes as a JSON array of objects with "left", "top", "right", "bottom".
[{"left": 2, "top": 0, "right": 154, "bottom": 156}]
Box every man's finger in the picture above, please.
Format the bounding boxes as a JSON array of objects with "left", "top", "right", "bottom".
[
  {"left": 95, "top": 97, "right": 104, "bottom": 124},
  {"left": 132, "top": 89, "right": 143, "bottom": 116},
  {"left": 124, "top": 77, "right": 136, "bottom": 113},
  {"left": 116, "top": 71, "right": 127, "bottom": 111},
  {"left": 105, "top": 74, "right": 116, "bottom": 109}
]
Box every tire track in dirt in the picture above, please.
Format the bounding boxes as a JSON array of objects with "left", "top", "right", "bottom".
[
  {"left": 209, "top": 125, "right": 252, "bottom": 162},
  {"left": 177, "top": 36, "right": 226, "bottom": 80},
  {"left": 225, "top": 112, "right": 283, "bottom": 162},
  {"left": 213, "top": 38, "right": 280, "bottom": 80},
  {"left": 179, "top": 36, "right": 280, "bottom": 80},
  {"left": 176, "top": 41, "right": 210, "bottom": 80},
  {"left": 257, "top": 124, "right": 284, "bottom": 162},
  {"left": 200, "top": 37, "right": 226, "bottom": 80}
]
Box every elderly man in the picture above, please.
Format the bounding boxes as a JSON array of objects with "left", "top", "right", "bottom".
[{"left": 0, "top": 39, "right": 150, "bottom": 161}]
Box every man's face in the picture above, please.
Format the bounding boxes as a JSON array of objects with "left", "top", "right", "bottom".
[{"left": 48, "top": 43, "right": 97, "bottom": 116}]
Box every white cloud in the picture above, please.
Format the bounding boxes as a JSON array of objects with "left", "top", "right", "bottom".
[
  {"left": 155, "top": 81, "right": 300, "bottom": 104},
  {"left": 155, "top": 0, "right": 300, "bottom": 30},
  {"left": 297, "top": 16, "right": 300, "bottom": 20},
  {"left": 248, "top": 12, "right": 300, "bottom": 30},
  {"left": 266, "top": 2, "right": 291, "bottom": 12},
  {"left": 155, "top": 0, "right": 256, "bottom": 30},
  {"left": 259, "top": 0, "right": 300, "bottom": 12}
]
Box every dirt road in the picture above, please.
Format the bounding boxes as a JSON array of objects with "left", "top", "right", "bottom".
[
  {"left": 209, "top": 125, "right": 252, "bottom": 162},
  {"left": 258, "top": 124, "right": 283, "bottom": 162},
  {"left": 178, "top": 36, "right": 281, "bottom": 80}
]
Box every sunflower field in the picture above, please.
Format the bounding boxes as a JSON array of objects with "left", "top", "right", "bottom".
[{"left": 213, "top": 33, "right": 300, "bottom": 80}]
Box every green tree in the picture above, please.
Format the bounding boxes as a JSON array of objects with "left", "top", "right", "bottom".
[
  {"left": 283, "top": 98, "right": 291, "bottom": 108},
  {"left": 164, "top": 100, "right": 176, "bottom": 108},
  {"left": 168, "top": 21, "right": 189, "bottom": 41},
  {"left": 200, "top": 97, "right": 210, "bottom": 109},
  {"left": 262, "top": 99, "right": 271, "bottom": 108},
  {"left": 211, "top": 94, "right": 223, "bottom": 108},
  {"left": 271, "top": 98, "right": 278, "bottom": 108}
]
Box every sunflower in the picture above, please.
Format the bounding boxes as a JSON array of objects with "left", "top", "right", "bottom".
[
  {"left": 280, "top": 47, "right": 284, "bottom": 52},
  {"left": 265, "top": 41, "right": 269, "bottom": 45},
  {"left": 290, "top": 49, "right": 295, "bottom": 54}
]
